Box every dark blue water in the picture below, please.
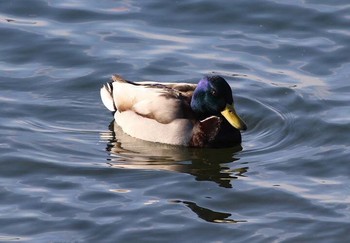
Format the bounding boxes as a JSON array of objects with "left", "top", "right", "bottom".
[{"left": 1, "top": 0, "right": 349, "bottom": 242}]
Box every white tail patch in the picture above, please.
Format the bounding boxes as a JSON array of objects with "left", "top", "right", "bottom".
[{"left": 100, "top": 83, "right": 116, "bottom": 112}]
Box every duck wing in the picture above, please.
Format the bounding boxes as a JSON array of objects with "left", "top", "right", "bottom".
[{"left": 100, "top": 75, "right": 197, "bottom": 124}]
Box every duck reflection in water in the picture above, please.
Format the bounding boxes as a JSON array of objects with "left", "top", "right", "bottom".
[
  {"left": 102, "top": 121, "right": 249, "bottom": 189},
  {"left": 172, "top": 200, "right": 247, "bottom": 224}
]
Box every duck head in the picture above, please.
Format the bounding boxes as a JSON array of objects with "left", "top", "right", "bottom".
[{"left": 191, "top": 76, "right": 247, "bottom": 131}]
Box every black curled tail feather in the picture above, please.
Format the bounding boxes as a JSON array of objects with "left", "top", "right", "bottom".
[{"left": 111, "top": 74, "right": 139, "bottom": 86}]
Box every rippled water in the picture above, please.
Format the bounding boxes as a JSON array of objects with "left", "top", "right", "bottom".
[{"left": 1, "top": 0, "right": 350, "bottom": 242}]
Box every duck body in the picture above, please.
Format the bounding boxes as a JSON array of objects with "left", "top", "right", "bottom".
[{"left": 100, "top": 75, "right": 246, "bottom": 147}]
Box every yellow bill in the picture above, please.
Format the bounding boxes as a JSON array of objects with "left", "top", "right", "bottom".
[{"left": 221, "top": 104, "right": 247, "bottom": 131}]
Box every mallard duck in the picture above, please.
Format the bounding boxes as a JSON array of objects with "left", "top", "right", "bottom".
[{"left": 100, "top": 74, "right": 247, "bottom": 147}]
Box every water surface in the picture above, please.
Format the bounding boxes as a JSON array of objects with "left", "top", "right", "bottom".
[{"left": 1, "top": 0, "right": 350, "bottom": 242}]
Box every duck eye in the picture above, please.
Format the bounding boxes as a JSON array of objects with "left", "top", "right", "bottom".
[{"left": 211, "top": 89, "right": 217, "bottom": 97}]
